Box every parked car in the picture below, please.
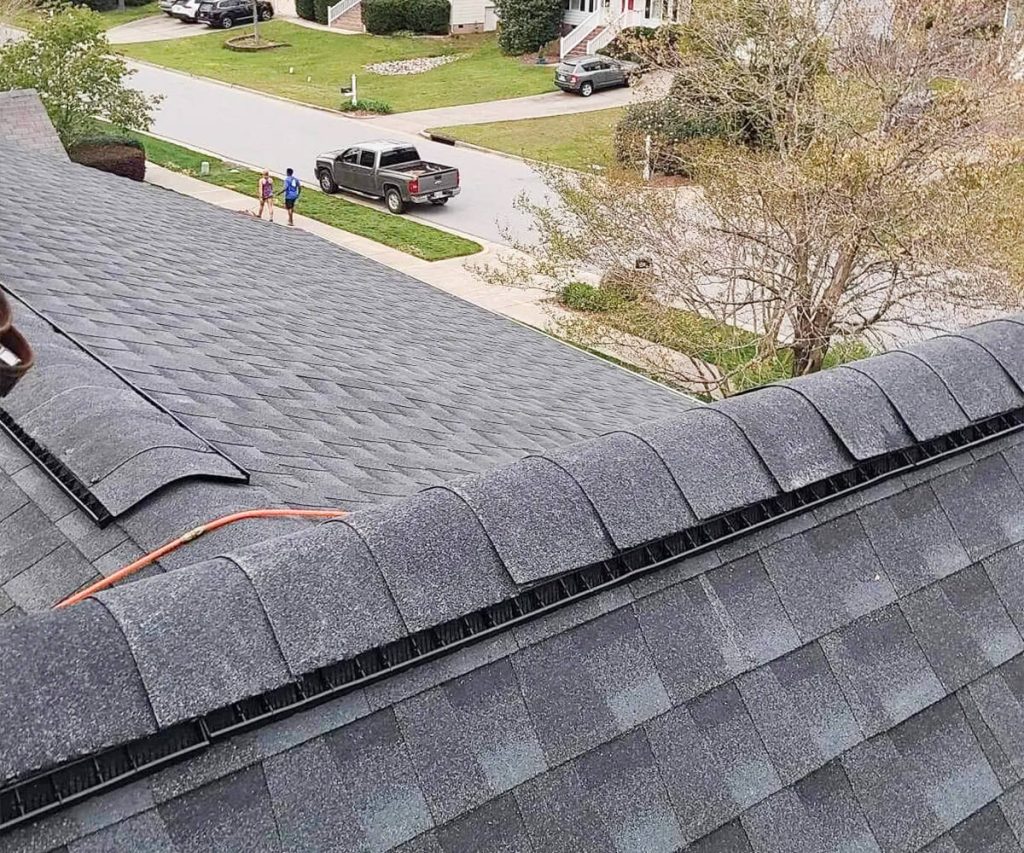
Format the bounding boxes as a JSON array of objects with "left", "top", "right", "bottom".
[
  {"left": 555, "top": 56, "right": 640, "bottom": 97},
  {"left": 170, "top": 0, "right": 202, "bottom": 20},
  {"left": 159, "top": 0, "right": 179, "bottom": 15},
  {"left": 197, "top": 0, "right": 273, "bottom": 27},
  {"left": 315, "top": 141, "right": 460, "bottom": 214}
]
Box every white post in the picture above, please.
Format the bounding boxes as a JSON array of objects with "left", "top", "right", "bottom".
[
  {"left": 351, "top": 73, "right": 357, "bottom": 106},
  {"left": 643, "top": 134, "right": 652, "bottom": 181}
]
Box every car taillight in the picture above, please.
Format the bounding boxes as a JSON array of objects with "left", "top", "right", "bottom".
[
  {"left": 570, "top": 75, "right": 578, "bottom": 83},
  {"left": 409, "top": 178, "right": 419, "bottom": 194},
  {"left": 455, "top": 171, "right": 459, "bottom": 187}
]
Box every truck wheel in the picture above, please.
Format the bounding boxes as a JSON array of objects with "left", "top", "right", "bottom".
[
  {"left": 385, "top": 187, "right": 406, "bottom": 214},
  {"left": 580, "top": 81, "right": 594, "bottom": 97},
  {"left": 318, "top": 170, "right": 337, "bottom": 193},
  {"left": 430, "top": 198, "right": 448, "bottom": 206},
  {"left": 259, "top": 7, "right": 272, "bottom": 19}
]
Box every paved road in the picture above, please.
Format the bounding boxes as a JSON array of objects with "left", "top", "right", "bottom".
[{"left": 129, "top": 62, "right": 548, "bottom": 244}]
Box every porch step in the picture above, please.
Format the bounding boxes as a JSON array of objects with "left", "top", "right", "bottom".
[
  {"left": 331, "top": 2, "right": 364, "bottom": 29},
  {"left": 565, "top": 25, "right": 605, "bottom": 58}
]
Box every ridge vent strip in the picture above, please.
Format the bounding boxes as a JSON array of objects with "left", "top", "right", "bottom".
[{"left": 2, "top": 407, "right": 1023, "bottom": 832}]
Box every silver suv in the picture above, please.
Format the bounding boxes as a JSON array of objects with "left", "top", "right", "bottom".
[{"left": 554, "top": 56, "right": 640, "bottom": 97}]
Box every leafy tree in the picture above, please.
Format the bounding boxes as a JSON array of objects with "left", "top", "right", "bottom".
[
  {"left": 0, "top": 5, "right": 160, "bottom": 147},
  {"left": 493, "top": 0, "right": 562, "bottom": 55},
  {"left": 484, "top": 0, "right": 1024, "bottom": 394}
]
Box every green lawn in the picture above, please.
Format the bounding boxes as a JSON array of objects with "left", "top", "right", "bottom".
[
  {"left": 126, "top": 128, "right": 481, "bottom": 260},
  {"left": 117, "top": 25, "right": 556, "bottom": 112},
  {"left": 12, "top": 2, "right": 160, "bottom": 29},
  {"left": 430, "top": 108, "right": 624, "bottom": 170},
  {"left": 560, "top": 283, "right": 870, "bottom": 394}
]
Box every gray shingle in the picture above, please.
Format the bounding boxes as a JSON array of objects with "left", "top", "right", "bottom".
[
  {"left": 714, "top": 386, "right": 853, "bottom": 491},
  {"left": 344, "top": 488, "right": 515, "bottom": 632},
  {"left": 451, "top": 457, "right": 614, "bottom": 585},
  {"left": 148, "top": 733, "right": 258, "bottom": 805},
  {"left": 685, "top": 823, "right": 753, "bottom": 853},
  {"left": 230, "top": 522, "right": 404, "bottom": 675},
  {"left": 931, "top": 454, "right": 1024, "bottom": 562},
  {"left": 3, "top": 542, "right": 97, "bottom": 611},
  {"left": 900, "top": 564, "right": 1023, "bottom": 691},
  {"left": 820, "top": 605, "right": 945, "bottom": 737},
  {"left": 1000, "top": 785, "right": 1024, "bottom": 845},
  {"left": 960, "top": 320, "right": 1024, "bottom": 392},
  {"left": 395, "top": 659, "right": 547, "bottom": 824},
  {"left": 740, "top": 763, "right": 881, "bottom": 853},
  {"left": 646, "top": 684, "right": 782, "bottom": 845},
  {"left": 516, "top": 730, "right": 683, "bottom": 853},
  {"left": 158, "top": 765, "right": 280, "bottom": 853},
  {"left": 98, "top": 557, "right": 289, "bottom": 727},
  {"left": 253, "top": 689, "right": 370, "bottom": 759},
  {"left": 760, "top": 514, "right": 896, "bottom": 641},
  {"left": 959, "top": 687, "right": 1021, "bottom": 790},
  {"left": 858, "top": 483, "right": 972, "bottom": 596},
  {"left": 67, "top": 781, "right": 155, "bottom": 838},
  {"left": 513, "top": 583, "right": 634, "bottom": 649},
  {"left": 736, "top": 643, "right": 862, "bottom": 784},
  {"left": 435, "top": 794, "right": 535, "bottom": 853},
  {"left": 968, "top": 655, "right": 1024, "bottom": 779},
  {"left": 69, "top": 812, "right": 175, "bottom": 853},
  {"left": 929, "top": 802, "right": 1023, "bottom": 853},
  {"left": 634, "top": 575, "right": 747, "bottom": 705},
  {"left": 843, "top": 696, "right": 1000, "bottom": 853},
  {"left": 0, "top": 502, "right": 67, "bottom": 585},
  {"left": 985, "top": 544, "right": 1024, "bottom": 634},
  {"left": 547, "top": 431, "right": 694, "bottom": 550},
  {"left": 848, "top": 352, "right": 969, "bottom": 441},
  {"left": 0, "top": 600, "right": 156, "bottom": 781},
  {"left": 513, "top": 606, "right": 670, "bottom": 765},
  {"left": 774, "top": 367, "right": 915, "bottom": 460},
  {"left": 906, "top": 336, "right": 1024, "bottom": 420},
  {"left": 632, "top": 410, "right": 779, "bottom": 520}
]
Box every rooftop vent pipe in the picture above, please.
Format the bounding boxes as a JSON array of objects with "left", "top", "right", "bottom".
[{"left": 0, "top": 292, "right": 32, "bottom": 397}]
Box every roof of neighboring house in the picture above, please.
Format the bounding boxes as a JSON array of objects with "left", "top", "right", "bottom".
[
  {"left": 0, "top": 133, "right": 690, "bottom": 619},
  {"left": 0, "top": 90, "right": 66, "bottom": 161},
  {"left": 3, "top": 135, "right": 1024, "bottom": 853}
]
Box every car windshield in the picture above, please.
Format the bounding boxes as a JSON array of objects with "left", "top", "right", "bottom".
[{"left": 378, "top": 147, "right": 419, "bottom": 168}]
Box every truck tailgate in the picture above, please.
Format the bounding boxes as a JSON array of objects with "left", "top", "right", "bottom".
[{"left": 390, "top": 162, "right": 459, "bottom": 192}]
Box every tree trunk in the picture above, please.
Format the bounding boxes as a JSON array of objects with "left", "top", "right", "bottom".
[{"left": 790, "top": 339, "right": 828, "bottom": 376}]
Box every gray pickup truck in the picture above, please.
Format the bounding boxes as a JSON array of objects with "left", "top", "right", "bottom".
[{"left": 315, "top": 141, "right": 460, "bottom": 214}]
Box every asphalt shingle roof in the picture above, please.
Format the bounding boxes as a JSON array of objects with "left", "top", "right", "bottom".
[{"left": 3, "top": 132, "right": 1024, "bottom": 853}]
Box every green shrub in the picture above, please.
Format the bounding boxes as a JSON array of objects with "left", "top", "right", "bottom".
[
  {"left": 493, "top": 0, "right": 561, "bottom": 54},
  {"left": 68, "top": 135, "right": 146, "bottom": 181},
  {"left": 361, "top": 0, "right": 449, "bottom": 34},
  {"left": 340, "top": 97, "right": 393, "bottom": 113},
  {"left": 313, "top": 0, "right": 330, "bottom": 23},
  {"left": 295, "top": 0, "right": 315, "bottom": 20},
  {"left": 559, "top": 282, "right": 624, "bottom": 312},
  {"left": 604, "top": 24, "right": 687, "bottom": 67}
]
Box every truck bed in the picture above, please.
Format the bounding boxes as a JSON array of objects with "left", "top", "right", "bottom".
[{"left": 384, "top": 161, "right": 454, "bottom": 178}]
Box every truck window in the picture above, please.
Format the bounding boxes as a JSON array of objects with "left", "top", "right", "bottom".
[
  {"left": 379, "top": 147, "right": 420, "bottom": 168},
  {"left": 340, "top": 149, "right": 358, "bottom": 164},
  {"left": 358, "top": 150, "right": 376, "bottom": 168}
]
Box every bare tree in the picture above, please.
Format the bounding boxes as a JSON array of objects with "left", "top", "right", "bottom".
[{"left": 484, "top": 0, "right": 1024, "bottom": 394}]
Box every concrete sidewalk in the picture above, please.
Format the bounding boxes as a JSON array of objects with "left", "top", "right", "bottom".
[
  {"left": 372, "top": 72, "right": 671, "bottom": 134},
  {"left": 145, "top": 162, "right": 707, "bottom": 398}
]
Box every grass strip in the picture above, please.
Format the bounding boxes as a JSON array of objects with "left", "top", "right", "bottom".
[{"left": 127, "top": 128, "right": 482, "bottom": 261}]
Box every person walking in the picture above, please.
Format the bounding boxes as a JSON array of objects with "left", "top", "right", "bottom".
[
  {"left": 257, "top": 170, "right": 274, "bottom": 221},
  {"left": 281, "top": 168, "right": 301, "bottom": 226}
]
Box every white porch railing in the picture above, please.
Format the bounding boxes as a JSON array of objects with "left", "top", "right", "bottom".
[
  {"left": 327, "top": 0, "right": 360, "bottom": 26},
  {"left": 559, "top": 7, "right": 601, "bottom": 57}
]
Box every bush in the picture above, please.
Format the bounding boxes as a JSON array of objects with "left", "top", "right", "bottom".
[
  {"left": 340, "top": 97, "right": 393, "bottom": 113},
  {"left": 604, "top": 24, "right": 687, "bottom": 67},
  {"left": 295, "top": 0, "right": 315, "bottom": 20},
  {"left": 493, "top": 0, "right": 561, "bottom": 54},
  {"left": 559, "top": 282, "right": 624, "bottom": 312},
  {"left": 313, "top": 0, "right": 330, "bottom": 23},
  {"left": 361, "top": 0, "right": 450, "bottom": 34},
  {"left": 68, "top": 134, "right": 145, "bottom": 181}
]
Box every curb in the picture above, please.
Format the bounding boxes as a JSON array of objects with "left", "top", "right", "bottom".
[{"left": 419, "top": 130, "right": 549, "bottom": 168}]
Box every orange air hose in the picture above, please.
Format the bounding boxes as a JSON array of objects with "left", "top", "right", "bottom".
[{"left": 54, "top": 508, "right": 348, "bottom": 609}]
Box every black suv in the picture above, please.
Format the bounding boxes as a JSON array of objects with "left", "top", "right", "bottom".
[{"left": 197, "top": 0, "right": 273, "bottom": 27}]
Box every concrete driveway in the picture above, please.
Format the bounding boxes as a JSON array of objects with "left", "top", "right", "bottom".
[
  {"left": 128, "top": 61, "right": 547, "bottom": 244},
  {"left": 107, "top": 14, "right": 219, "bottom": 43}
]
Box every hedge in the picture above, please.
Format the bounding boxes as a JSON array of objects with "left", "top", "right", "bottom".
[
  {"left": 68, "top": 135, "right": 146, "bottom": 182},
  {"left": 313, "top": 0, "right": 330, "bottom": 24},
  {"left": 361, "top": 0, "right": 450, "bottom": 34},
  {"left": 295, "top": 0, "right": 315, "bottom": 20}
]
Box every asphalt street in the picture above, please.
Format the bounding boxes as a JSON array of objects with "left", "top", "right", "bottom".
[{"left": 128, "top": 61, "right": 548, "bottom": 244}]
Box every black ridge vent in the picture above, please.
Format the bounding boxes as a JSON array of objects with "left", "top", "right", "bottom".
[
  {"left": 2, "top": 407, "right": 1023, "bottom": 833},
  {"left": 0, "top": 407, "right": 111, "bottom": 525}
]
